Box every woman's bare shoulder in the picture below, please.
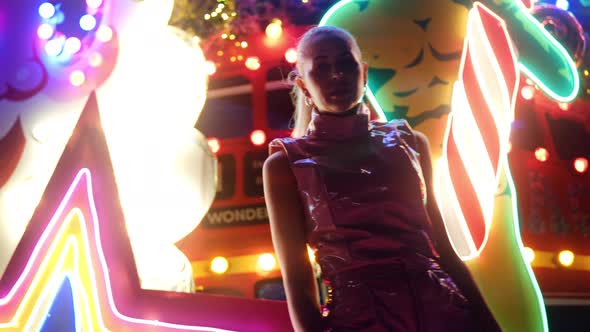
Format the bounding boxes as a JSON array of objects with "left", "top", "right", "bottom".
[{"left": 263, "top": 150, "right": 296, "bottom": 184}]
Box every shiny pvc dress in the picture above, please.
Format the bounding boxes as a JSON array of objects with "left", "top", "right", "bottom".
[{"left": 269, "top": 109, "right": 474, "bottom": 332}]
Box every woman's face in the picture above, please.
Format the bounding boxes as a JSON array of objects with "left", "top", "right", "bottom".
[{"left": 297, "top": 33, "right": 367, "bottom": 113}]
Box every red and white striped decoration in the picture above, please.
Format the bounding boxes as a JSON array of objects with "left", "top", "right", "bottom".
[{"left": 436, "top": 2, "right": 520, "bottom": 259}]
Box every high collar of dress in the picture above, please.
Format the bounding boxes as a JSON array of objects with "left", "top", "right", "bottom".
[{"left": 306, "top": 104, "right": 371, "bottom": 141}]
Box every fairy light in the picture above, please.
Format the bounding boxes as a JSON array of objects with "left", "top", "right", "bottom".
[
  {"left": 88, "top": 52, "right": 103, "bottom": 67},
  {"left": 45, "top": 37, "right": 65, "bottom": 56},
  {"left": 265, "top": 19, "right": 283, "bottom": 40},
  {"left": 69, "top": 70, "right": 86, "bottom": 86},
  {"left": 37, "top": 24, "right": 54, "bottom": 40},
  {"left": 96, "top": 25, "right": 113, "bottom": 43},
  {"left": 86, "top": 0, "right": 103, "bottom": 9},
  {"left": 240, "top": 41, "right": 248, "bottom": 48},
  {"left": 38, "top": 2, "right": 56, "bottom": 19},
  {"left": 64, "top": 37, "right": 82, "bottom": 54},
  {"left": 80, "top": 14, "right": 97, "bottom": 31},
  {"left": 521, "top": 85, "right": 535, "bottom": 100},
  {"left": 250, "top": 130, "right": 266, "bottom": 145}
]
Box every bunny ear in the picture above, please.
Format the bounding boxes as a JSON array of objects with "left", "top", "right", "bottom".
[
  {"left": 437, "top": 2, "right": 519, "bottom": 259},
  {"left": 481, "top": 0, "right": 579, "bottom": 102}
]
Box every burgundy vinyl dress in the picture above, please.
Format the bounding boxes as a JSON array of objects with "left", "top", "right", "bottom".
[{"left": 269, "top": 109, "right": 474, "bottom": 332}]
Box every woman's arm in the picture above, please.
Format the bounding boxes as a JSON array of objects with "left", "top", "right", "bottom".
[
  {"left": 263, "top": 150, "right": 323, "bottom": 332},
  {"left": 413, "top": 131, "right": 501, "bottom": 332}
]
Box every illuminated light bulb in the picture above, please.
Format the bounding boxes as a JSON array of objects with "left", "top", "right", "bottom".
[
  {"left": 307, "top": 246, "right": 316, "bottom": 263},
  {"left": 221, "top": 13, "right": 229, "bottom": 20},
  {"left": 231, "top": 12, "right": 236, "bottom": 16},
  {"left": 265, "top": 19, "right": 283, "bottom": 40},
  {"left": 241, "top": 41, "right": 248, "bottom": 48},
  {"left": 38, "top": 2, "right": 56, "bottom": 19},
  {"left": 88, "top": 52, "right": 103, "bottom": 67},
  {"left": 215, "top": 7, "right": 222, "bottom": 13},
  {"left": 557, "top": 250, "right": 574, "bottom": 267},
  {"left": 574, "top": 157, "right": 588, "bottom": 174},
  {"left": 221, "top": 33, "right": 228, "bottom": 39},
  {"left": 229, "top": 34, "right": 236, "bottom": 40},
  {"left": 96, "top": 25, "right": 113, "bottom": 42},
  {"left": 37, "top": 24, "right": 54, "bottom": 40},
  {"left": 80, "top": 14, "right": 97, "bottom": 31},
  {"left": 211, "top": 12, "right": 218, "bottom": 17},
  {"left": 285, "top": 48, "right": 297, "bottom": 63},
  {"left": 205, "top": 60, "right": 216, "bottom": 76},
  {"left": 45, "top": 37, "right": 65, "bottom": 56},
  {"left": 237, "top": 55, "right": 243, "bottom": 61},
  {"left": 258, "top": 253, "right": 276, "bottom": 272},
  {"left": 86, "top": 0, "right": 103, "bottom": 9},
  {"left": 558, "top": 102, "right": 569, "bottom": 111},
  {"left": 218, "top": 3, "right": 225, "bottom": 9},
  {"left": 207, "top": 138, "right": 220, "bottom": 153},
  {"left": 64, "top": 37, "right": 82, "bottom": 54},
  {"left": 230, "top": 56, "right": 236, "bottom": 62},
  {"left": 523, "top": 247, "right": 535, "bottom": 264},
  {"left": 250, "top": 130, "right": 266, "bottom": 146},
  {"left": 245, "top": 56, "right": 261, "bottom": 71},
  {"left": 521, "top": 85, "right": 535, "bottom": 100},
  {"left": 534, "top": 147, "right": 549, "bottom": 162},
  {"left": 216, "top": 50, "right": 223, "bottom": 56},
  {"left": 69, "top": 70, "right": 86, "bottom": 86},
  {"left": 234, "top": 41, "right": 240, "bottom": 47},
  {"left": 302, "top": 0, "right": 309, "bottom": 3},
  {"left": 584, "top": 69, "right": 589, "bottom": 77},
  {"left": 204, "top": 13, "right": 211, "bottom": 20},
  {"left": 210, "top": 256, "right": 229, "bottom": 274}
]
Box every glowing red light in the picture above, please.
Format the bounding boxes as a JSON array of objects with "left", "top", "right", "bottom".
[
  {"left": 574, "top": 157, "right": 588, "bottom": 173},
  {"left": 207, "top": 138, "right": 220, "bottom": 153},
  {"left": 521, "top": 85, "right": 535, "bottom": 100},
  {"left": 534, "top": 147, "right": 549, "bottom": 162},
  {"left": 250, "top": 130, "right": 266, "bottom": 146}
]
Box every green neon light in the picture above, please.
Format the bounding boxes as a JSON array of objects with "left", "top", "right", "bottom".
[
  {"left": 482, "top": 0, "right": 579, "bottom": 102},
  {"left": 504, "top": 158, "right": 549, "bottom": 332}
]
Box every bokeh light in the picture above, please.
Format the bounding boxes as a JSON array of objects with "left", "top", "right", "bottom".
[
  {"left": 64, "top": 37, "right": 82, "bottom": 54},
  {"left": 574, "top": 157, "right": 588, "bottom": 174},
  {"left": 265, "top": 19, "right": 283, "bottom": 40},
  {"left": 523, "top": 247, "right": 535, "bottom": 264},
  {"left": 37, "top": 24, "right": 54, "bottom": 40},
  {"left": 69, "top": 70, "right": 86, "bottom": 86},
  {"left": 534, "top": 147, "right": 549, "bottom": 162},
  {"left": 521, "top": 85, "right": 535, "bottom": 100},
  {"left": 250, "top": 129, "right": 266, "bottom": 145},
  {"left": 285, "top": 48, "right": 297, "bottom": 63},
  {"left": 210, "top": 256, "right": 229, "bottom": 274},
  {"left": 207, "top": 138, "right": 220, "bottom": 153},
  {"left": 96, "top": 25, "right": 113, "bottom": 42},
  {"left": 257, "top": 253, "right": 276, "bottom": 272},
  {"left": 80, "top": 14, "right": 97, "bottom": 31},
  {"left": 245, "top": 56, "right": 261, "bottom": 71},
  {"left": 38, "top": 2, "right": 56, "bottom": 19},
  {"left": 557, "top": 250, "right": 574, "bottom": 267}
]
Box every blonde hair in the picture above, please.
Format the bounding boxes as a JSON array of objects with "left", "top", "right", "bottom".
[{"left": 289, "top": 26, "right": 363, "bottom": 137}]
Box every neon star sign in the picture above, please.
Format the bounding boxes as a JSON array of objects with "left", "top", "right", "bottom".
[{"left": 0, "top": 93, "right": 290, "bottom": 332}]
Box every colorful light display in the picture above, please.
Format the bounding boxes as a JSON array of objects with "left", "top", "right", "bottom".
[
  {"left": 437, "top": 3, "right": 547, "bottom": 331},
  {"left": 0, "top": 94, "right": 290, "bottom": 331}
]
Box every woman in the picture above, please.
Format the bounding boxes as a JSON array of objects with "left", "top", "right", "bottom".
[{"left": 263, "top": 26, "right": 499, "bottom": 332}]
